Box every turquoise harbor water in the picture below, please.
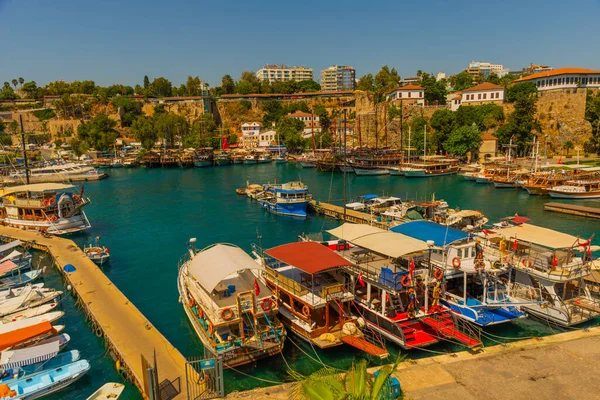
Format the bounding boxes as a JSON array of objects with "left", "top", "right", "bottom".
[{"left": 43, "top": 164, "right": 599, "bottom": 399}]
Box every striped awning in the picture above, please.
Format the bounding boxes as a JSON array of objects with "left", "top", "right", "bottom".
[{"left": 0, "top": 340, "right": 59, "bottom": 368}]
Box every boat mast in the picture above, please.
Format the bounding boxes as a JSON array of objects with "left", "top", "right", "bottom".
[
  {"left": 423, "top": 123, "right": 427, "bottom": 157},
  {"left": 408, "top": 126, "right": 412, "bottom": 163},
  {"left": 19, "top": 114, "right": 30, "bottom": 185},
  {"left": 343, "top": 109, "right": 347, "bottom": 222},
  {"left": 311, "top": 113, "right": 316, "bottom": 155}
]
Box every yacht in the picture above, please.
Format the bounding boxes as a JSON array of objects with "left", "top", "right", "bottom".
[
  {"left": 403, "top": 157, "right": 459, "bottom": 178},
  {"left": 177, "top": 241, "right": 286, "bottom": 367},
  {"left": 490, "top": 222, "right": 600, "bottom": 326},
  {"left": 547, "top": 178, "right": 600, "bottom": 199},
  {"left": 0, "top": 183, "right": 91, "bottom": 234},
  {"left": 257, "top": 153, "right": 272, "bottom": 164},
  {"left": 6, "top": 163, "right": 102, "bottom": 184},
  {"left": 194, "top": 149, "right": 214, "bottom": 168},
  {"left": 258, "top": 181, "right": 312, "bottom": 217},
  {"left": 213, "top": 151, "right": 231, "bottom": 166}
]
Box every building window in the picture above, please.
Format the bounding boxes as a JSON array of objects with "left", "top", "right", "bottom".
[
  {"left": 483, "top": 93, "right": 487, "bottom": 99},
  {"left": 408, "top": 92, "right": 411, "bottom": 98},
  {"left": 478, "top": 94, "right": 481, "bottom": 100},
  {"left": 420, "top": 92, "right": 423, "bottom": 97}
]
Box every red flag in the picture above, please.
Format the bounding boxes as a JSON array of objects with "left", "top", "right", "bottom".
[
  {"left": 558, "top": 157, "right": 562, "bottom": 165},
  {"left": 512, "top": 237, "right": 518, "bottom": 251},
  {"left": 222, "top": 136, "right": 230, "bottom": 150},
  {"left": 588, "top": 246, "right": 592, "bottom": 260},
  {"left": 358, "top": 272, "right": 365, "bottom": 287},
  {"left": 253, "top": 278, "right": 260, "bottom": 296},
  {"left": 552, "top": 254, "right": 558, "bottom": 268},
  {"left": 482, "top": 229, "right": 494, "bottom": 236},
  {"left": 409, "top": 258, "right": 415, "bottom": 278},
  {"left": 578, "top": 234, "right": 594, "bottom": 247}
]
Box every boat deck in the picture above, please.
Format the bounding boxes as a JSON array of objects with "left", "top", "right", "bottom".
[
  {"left": 309, "top": 200, "right": 399, "bottom": 229},
  {"left": 0, "top": 226, "right": 188, "bottom": 400}
]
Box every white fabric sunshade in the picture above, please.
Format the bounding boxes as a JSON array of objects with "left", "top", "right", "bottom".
[
  {"left": 0, "top": 240, "right": 22, "bottom": 254},
  {"left": 327, "top": 223, "right": 429, "bottom": 258},
  {"left": 0, "top": 340, "right": 60, "bottom": 368},
  {"left": 188, "top": 244, "right": 264, "bottom": 292},
  {"left": 493, "top": 223, "right": 580, "bottom": 249}
]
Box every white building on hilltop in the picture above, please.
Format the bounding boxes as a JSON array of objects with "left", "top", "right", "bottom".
[
  {"left": 512, "top": 67, "right": 600, "bottom": 92},
  {"left": 461, "top": 82, "right": 505, "bottom": 104},
  {"left": 255, "top": 64, "right": 313, "bottom": 83},
  {"left": 385, "top": 84, "right": 424, "bottom": 104}
]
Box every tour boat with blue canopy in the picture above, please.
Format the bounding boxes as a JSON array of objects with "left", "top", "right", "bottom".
[
  {"left": 345, "top": 194, "right": 379, "bottom": 211},
  {"left": 325, "top": 223, "right": 482, "bottom": 349},
  {"left": 177, "top": 240, "right": 286, "bottom": 368},
  {"left": 0, "top": 183, "right": 91, "bottom": 235},
  {"left": 256, "top": 241, "right": 389, "bottom": 358},
  {"left": 258, "top": 181, "right": 312, "bottom": 218},
  {"left": 391, "top": 220, "right": 530, "bottom": 327}
]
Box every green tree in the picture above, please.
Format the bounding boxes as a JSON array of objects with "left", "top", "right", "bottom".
[
  {"left": 276, "top": 117, "right": 305, "bottom": 153},
  {"left": 296, "top": 80, "right": 321, "bottom": 92},
  {"left": 563, "top": 140, "right": 574, "bottom": 156},
  {"left": 153, "top": 112, "right": 188, "bottom": 147},
  {"left": 130, "top": 116, "right": 157, "bottom": 150},
  {"left": 497, "top": 82, "right": 539, "bottom": 154},
  {"left": 148, "top": 77, "right": 172, "bottom": 97},
  {"left": 374, "top": 66, "right": 400, "bottom": 92},
  {"left": 220, "top": 74, "right": 235, "bottom": 95},
  {"left": 499, "top": 74, "right": 516, "bottom": 87},
  {"left": 70, "top": 139, "right": 90, "bottom": 157},
  {"left": 356, "top": 74, "right": 374, "bottom": 91},
  {"left": 408, "top": 116, "right": 432, "bottom": 155},
  {"left": 451, "top": 71, "right": 474, "bottom": 91},
  {"left": 2, "top": 82, "right": 9, "bottom": 90},
  {"left": 0, "top": 120, "right": 5, "bottom": 133},
  {"left": 0, "top": 87, "right": 17, "bottom": 100},
  {"left": 11, "top": 79, "right": 17, "bottom": 89},
  {"left": 8, "top": 121, "right": 19, "bottom": 135},
  {"left": 486, "top": 73, "right": 501, "bottom": 85},
  {"left": 143, "top": 75, "right": 150, "bottom": 89},
  {"left": 420, "top": 73, "right": 448, "bottom": 105},
  {"left": 444, "top": 123, "right": 482, "bottom": 157},
  {"left": 585, "top": 90, "right": 600, "bottom": 153},
  {"left": 239, "top": 99, "right": 251, "bottom": 111},
  {"left": 77, "top": 113, "right": 118, "bottom": 150},
  {"left": 21, "top": 81, "right": 39, "bottom": 99},
  {"left": 430, "top": 109, "right": 456, "bottom": 151},
  {"left": 18, "top": 77, "right": 24, "bottom": 87},
  {"left": 112, "top": 97, "right": 143, "bottom": 127},
  {"left": 228, "top": 133, "right": 238, "bottom": 145}
]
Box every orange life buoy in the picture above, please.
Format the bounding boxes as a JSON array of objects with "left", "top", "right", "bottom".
[
  {"left": 521, "top": 258, "right": 533, "bottom": 268},
  {"left": 475, "top": 259, "right": 485, "bottom": 271},
  {"left": 260, "top": 298, "right": 273, "bottom": 312},
  {"left": 43, "top": 199, "right": 50, "bottom": 207},
  {"left": 220, "top": 307, "right": 234, "bottom": 321},
  {"left": 386, "top": 293, "right": 392, "bottom": 303},
  {"left": 301, "top": 305, "right": 311, "bottom": 317},
  {"left": 208, "top": 322, "right": 214, "bottom": 335},
  {"left": 50, "top": 215, "right": 58, "bottom": 222},
  {"left": 400, "top": 275, "right": 410, "bottom": 287},
  {"left": 49, "top": 197, "right": 56, "bottom": 205},
  {"left": 197, "top": 307, "right": 203, "bottom": 319},
  {"left": 433, "top": 268, "right": 443, "bottom": 280},
  {"left": 452, "top": 257, "right": 461, "bottom": 269}
]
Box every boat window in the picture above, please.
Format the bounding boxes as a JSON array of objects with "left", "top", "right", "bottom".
[{"left": 457, "top": 248, "right": 463, "bottom": 258}]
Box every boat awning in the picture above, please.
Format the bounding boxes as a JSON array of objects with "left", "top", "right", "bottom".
[
  {"left": 188, "top": 244, "right": 263, "bottom": 293},
  {"left": 581, "top": 166, "right": 600, "bottom": 172},
  {"left": 0, "top": 251, "right": 21, "bottom": 264},
  {"left": 492, "top": 223, "right": 580, "bottom": 249},
  {"left": 360, "top": 194, "right": 378, "bottom": 199},
  {"left": 0, "top": 260, "right": 17, "bottom": 275},
  {"left": 327, "top": 223, "right": 429, "bottom": 258},
  {"left": 0, "top": 340, "right": 59, "bottom": 368},
  {"left": 502, "top": 214, "right": 530, "bottom": 224},
  {"left": 265, "top": 242, "right": 352, "bottom": 274},
  {"left": 0, "top": 240, "right": 22, "bottom": 254},
  {"left": 391, "top": 220, "right": 469, "bottom": 247},
  {"left": 449, "top": 210, "right": 482, "bottom": 219},
  {"left": 0, "top": 321, "right": 55, "bottom": 351},
  {"left": 0, "top": 183, "right": 74, "bottom": 196}
]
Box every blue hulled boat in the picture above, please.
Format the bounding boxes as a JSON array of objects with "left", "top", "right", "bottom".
[{"left": 259, "top": 181, "right": 312, "bottom": 217}]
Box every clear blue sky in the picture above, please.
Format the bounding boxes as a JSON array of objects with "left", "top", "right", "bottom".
[{"left": 1, "top": 0, "right": 599, "bottom": 88}]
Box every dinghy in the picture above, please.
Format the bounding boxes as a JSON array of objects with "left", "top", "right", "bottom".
[
  {"left": 1, "top": 302, "right": 58, "bottom": 323},
  {"left": 87, "top": 382, "right": 125, "bottom": 400},
  {"left": 0, "top": 311, "right": 64, "bottom": 334}
]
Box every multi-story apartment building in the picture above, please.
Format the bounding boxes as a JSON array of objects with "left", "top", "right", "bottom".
[
  {"left": 466, "top": 61, "right": 509, "bottom": 82},
  {"left": 255, "top": 64, "right": 313, "bottom": 83},
  {"left": 320, "top": 65, "right": 356, "bottom": 91}
]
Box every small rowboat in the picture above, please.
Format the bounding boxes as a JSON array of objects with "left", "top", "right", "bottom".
[
  {"left": 86, "top": 382, "right": 125, "bottom": 400},
  {"left": 84, "top": 237, "right": 110, "bottom": 265}
]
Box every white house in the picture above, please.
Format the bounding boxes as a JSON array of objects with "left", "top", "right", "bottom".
[
  {"left": 258, "top": 130, "right": 277, "bottom": 147},
  {"left": 241, "top": 122, "right": 262, "bottom": 136},
  {"left": 385, "top": 84, "right": 424, "bottom": 104},
  {"left": 512, "top": 67, "right": 600, "bottom": 91},
  {"left": 288, "top": 111, "right": 319, "bottom": 126},
  {"left": 461, "top": 82, "right": 505, "bottom": 104},
  {"left": 448, "top": 92, "right": 462, "bottom": 111}
]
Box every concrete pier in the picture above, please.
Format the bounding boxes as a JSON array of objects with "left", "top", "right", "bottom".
[
  {"left": 0, "top": 226, "right": 189, "bottom": 400},
  {"left": 225, "top": 325, "right": 600, "bottom": 399},
  {"left": 544, "top": 202, "right": 600, "bottom": 219},
  {"left": 309, "top": 200, "right": 398, "bottom": 229}
]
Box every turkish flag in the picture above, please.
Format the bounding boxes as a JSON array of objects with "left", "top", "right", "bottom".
[
  {"left": 253, "top": 278, "right": 260, "bottom": 296},
  {"left": 358, "top": 272, "right": 365, "bottom": 287},
  {"left": 552, "top": 254, "right": 558, "bottom": 268},
  {"left": 512, "top": 238, "right": 518, "bottom": 251},
  {"left": 409, "top": 258, "right": 415, "bottom": 279}
]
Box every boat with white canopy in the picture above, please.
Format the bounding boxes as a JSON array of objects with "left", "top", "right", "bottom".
[{"left": 177, "top": 241, "right": 286, "bottom": 368}]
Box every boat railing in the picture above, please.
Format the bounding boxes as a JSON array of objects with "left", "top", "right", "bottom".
[
  {"left": 509, "top": 282, "right": 543, "bottom": 302},
  {"left": 264, "top": 267, "right": 309, "bottom": 298},
  {"left": 514, "top": 253, "right": 590, "bottom": 280},
  {"left": 320, "top": 283, "right": 346, "bottom": 301},
  {"left": 14, "top": 198, "right": 44, "bottom": 208}
]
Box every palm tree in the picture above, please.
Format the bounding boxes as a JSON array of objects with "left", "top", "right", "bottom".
[
  {"left": 18, "top": 77, "right": 24, "bottom": 87},
  {"left": 11, "top": 79, "right": 17, "bottom": 89},
  {"left": 290, "top": 356, "right": 404, "bottom": 400},
  {"left": 3, "top": 82, "right": 10, "bottom": 90}
]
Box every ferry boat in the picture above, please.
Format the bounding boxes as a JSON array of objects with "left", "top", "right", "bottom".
[
  {"left": 256, "top": 241, "right": 389, "bottom": 358},
  {"left": 403, "top": 157, "right": 459, "bottom": 178},
  {"left": 213, "top": 151, "right": 231, "bottom": 166},
  {"left": 490, "top": 222, "right": 600, "bottom": 326},
  {"left": 391, "top": 221, "right": 528, "bottom": 327},
  {"left": 177, "top": 241, "right": 286, "bottom": 368},
  {"left": 326, "top": 223, "right": 482, "bottom": 349},
  {"left": 6, "top": 163, "right": 102, "bottom": 184},
  {"left": 0, "top": 183, "right": 91, "bottom": 234},
  {"left": 521, "top": 170, "right": 574, "bottom": 195},
  {"left": 547, "top": 179, "right": 600, "bottom": 199},
  {"left": 258, "top": 181, "right": 312, "bottom": 217}
]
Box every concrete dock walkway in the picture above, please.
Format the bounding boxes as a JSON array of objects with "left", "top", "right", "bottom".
[
  {"left": 0, "top": 226, "right": 188, "bottom": 399},
  {"left": 225, "top": 325, "right": 600, "bottom": 400}
]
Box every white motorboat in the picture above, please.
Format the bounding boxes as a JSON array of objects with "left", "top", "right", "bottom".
[
  {"left": 84, "top": 237, "right": 110, "bottom": 265},
  {"left": 87, "top": 383, "right": 125, "bottom": 400}
]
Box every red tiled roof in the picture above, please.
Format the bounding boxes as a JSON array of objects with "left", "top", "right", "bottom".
[
  {"left": 462, "top": 82, "right": 504, "bottom": 92},
  {"left": 288, "top": 111, "right": 314, "bottom": 117},
  {"left": 265, "top": 242, "right": 353, "bottom": 275},
  {"left": 513, "top": 67, "right": 600, "bottom": 82},
  {"left": 387, "top": 84, "right": 424, "bottom": 95},
  {"left": 481, "top": 132, "right": 497, "bottom": 141}
]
